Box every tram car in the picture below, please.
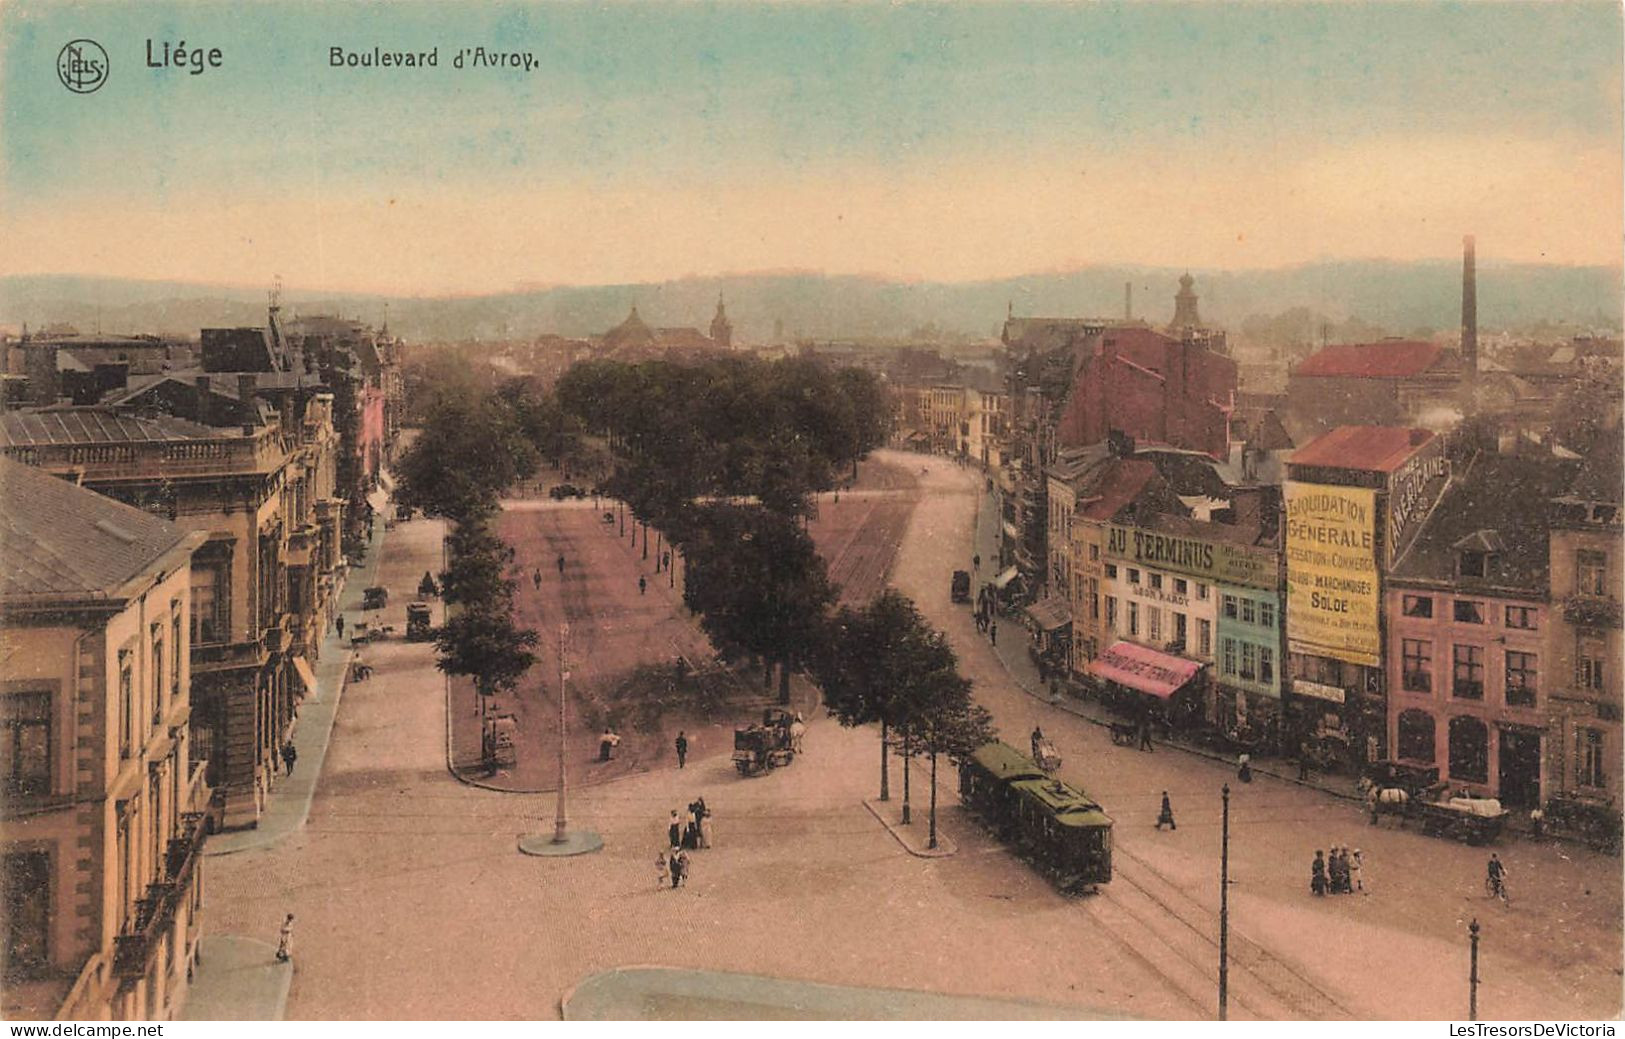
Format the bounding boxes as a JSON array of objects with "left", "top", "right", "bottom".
[{"left": 958, "top": 741, "right": 1113, "bottom": 892}]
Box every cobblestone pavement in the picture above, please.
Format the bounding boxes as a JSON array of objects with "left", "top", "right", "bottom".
[{"left": 884, "top": 451, "right": 1623, "bottom": 1021}]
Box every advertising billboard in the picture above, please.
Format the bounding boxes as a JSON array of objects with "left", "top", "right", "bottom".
[
  {"left": 1284, "top": 482, "right": 1380, "bottom": 666},
  {"left": 1105, "top": 524, "right": 1276, "bottom": 590}
]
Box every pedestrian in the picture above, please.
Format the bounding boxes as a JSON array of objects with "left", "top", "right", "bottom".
[
  {"left": 1238, "top": 753, "right": 1253, "bottom": 783},
  {"left": 1331, "top": 847, "right": 1349, "bottom": 894},
  {"left": 656, "top": 851, "right": 669, "bottom": 890},
  {"left": 557, "top": 553, "right": 565, "bottom": 574},
  {"left": 675, "top": 850, "right": 691, "bottom": 888},
  {"left": 1350, "top": 849, "right": 1365, "bottom": 894},
  {"left": 418, "top": 570, "right": 437, "bottom": 598},
  {"left": 335, "top": 613, "right": 345, "bottom": 639},
  {"left": 1030, "top": 725, "right": 1045, "bottom": 761},
  {"left": 1156, "top": 791, "right": 1176, "bottom": 831},
  {"left": 669, "top": 848, "right": 684, "bottom": 889},
  {"left": 668, "top": 810, "right": 681, "bottom": 849},
  {"left": 973, "top": 553, "right": 980, "bottom": 572},
  {"left": 696, "top": 799, "right": 711, "bottom": 849},
  {"left": 533, "top": 569, "right": 542, "bottom": 590},
  {"left": 1311, "top": 851, "right": 1327, "bottom": 896},
  {"left": 1298, "top": 753, "right": 1310, "bottom": 782},
  {"left": 789, "top": 713, "right": 806, "bottom": 754},
  {"left": 1138, "top": 719, "right": 1154, "bottom": 753},
  {"left": 675, "top": 731, "right": 688, "bottom": 768},
  {"left": 1487, "top": 853, "right": 1508, "bottom": 902},
  {"left": 281, "top": 740, "right": 297, "bottom": 777},
  {"left": 990, "top": 622, "right": 998, "bottom": 646},
  {"left": 1530, "top": 806, "right": 1545, "bottom": 840},
  {"left": 275, "top": 913, "right": 294, "bottom": 962},
  {"left": 599, "top": 727, "right": 620, "bottom": 762},
  {"left": 663, "top": 551, "right": 671, "bottom": 572},
  {"left": 639, "top": 575, "right": 647, "bottom": 596}
]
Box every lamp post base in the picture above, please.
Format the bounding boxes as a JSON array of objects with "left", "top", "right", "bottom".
[{"left": 518, "top": 831, "right": 603, "bottom": 857}]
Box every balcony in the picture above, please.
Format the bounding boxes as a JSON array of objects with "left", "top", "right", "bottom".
[
  {"left": 1563, "top": 595, "right": 1622, "bottom": 629},
  {"left": 114, "top": 814, "right": 206, "bottom": 979}
]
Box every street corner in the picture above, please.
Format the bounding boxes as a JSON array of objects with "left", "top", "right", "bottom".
[{"left": 864, "top": 798, "right": 959, "bottom": 858}]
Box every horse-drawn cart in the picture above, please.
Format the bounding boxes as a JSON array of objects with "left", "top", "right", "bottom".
[{"left": 1369, "top": 784, "right": 1508, "bottom": 844}]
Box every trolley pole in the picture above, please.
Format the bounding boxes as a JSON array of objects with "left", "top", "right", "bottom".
[
  {"left": 1219, "top": 783, "right": 1230, "bottom": 1021},
  {"left": 1469, "top": 918, "right": 1480, "bottom": 1021},
  {"left": 552, "top": 623, "right": 571, "bottom": 844}
]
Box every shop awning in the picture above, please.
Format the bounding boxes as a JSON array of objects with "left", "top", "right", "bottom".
[
  {"left": 992, "top": 566, "right": 1021, "bottom": 590},
  {"left": 1088, "top": 641, "right": 1202, "bottom": 699},
  {"left": 1025, "top": 596, "right": 1073, "bottom": 631},
  {"left": 292, "top": 656, "right": 320, "bottom": 700}
]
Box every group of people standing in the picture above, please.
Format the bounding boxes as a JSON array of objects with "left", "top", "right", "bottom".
[
  {"left": 657, "top": 799, "right": 711, "bottom": 890},
  {"left": 1311, "top": 846, "right": 1364, "bottom": 896}
]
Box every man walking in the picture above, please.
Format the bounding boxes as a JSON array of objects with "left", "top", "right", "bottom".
[
  {"left": 668, "top": 810, "right": 682, "bottom": 850},
  {"left": 675, "top": 731, "right": 688, "bottom": 768},
  {"left": 533, "top": 569, "right": 542, "bottom": 590},
  {"left": 1139, "top": 719, "right": 1154, "bottom": 753},
  {"left": 1156, "top": 791, "right": 1177, "bottom": 831},
  {"left": 335, "top": 614, "right": 345, "bottom": 639},
  {"left": 639, "top": 575, "right": 647, "bottom": 596},
  {"left": 281, "top": 740, "right": 298, "bottom": 778},
  {"left": 275, "top": 913, "right": 294, "bottom": 963},
  {"left": 990, "top": 622, "right": 998, "bottom": 646},
  {"left": 557, "top": 553, "right": 565, "bottom": 575}
]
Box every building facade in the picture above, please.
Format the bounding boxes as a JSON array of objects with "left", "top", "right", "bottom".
[{"left": 1, "top": 460, "right": 209, "bottom": 1020}]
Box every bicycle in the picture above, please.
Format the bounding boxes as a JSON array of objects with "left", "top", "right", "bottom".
[{"left": 1485, "top": 874, "right": 1509, "bottom": 903}]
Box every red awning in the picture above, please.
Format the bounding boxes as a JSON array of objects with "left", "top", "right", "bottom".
[{"left": 1088, "top": 641, "right": 1202, "bottom": 699}]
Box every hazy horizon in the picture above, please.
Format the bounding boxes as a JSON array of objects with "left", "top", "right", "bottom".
[{"left": 4, "top": 3, "right": 1621, "bottom": 296}]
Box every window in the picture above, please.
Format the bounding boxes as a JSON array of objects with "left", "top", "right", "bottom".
[
  {"left": 1504, "top": 606, "right": 1536, "bottom": 630},
  {"left": 1398, "top": 709, "right": 1436, "bottom": 763},
  {"left": 1505, "top": 652, "right": 1536, "bottom": 707},
  {"left": 1402, "top": 639, "right": 1432, "bottom": 693},
  {"left": 3, "top": 851, "right": 50, "bottom": 977},
  {"left": 1148, "top": 608, "right": 1162, "bottom": 642},
  {"left": 1260, "top": 646, "right": 1275, "bottom": 685},
  {"left": 1174, "top": 611, "right": 1187, "bottom": 647},
  {"left": 1105, "top": 564, "right": 1118, "bottom": 580},
  {"left": 1259, "top": 602, "right": 1276, "bottom": 629},
  {"left": 151, "top": 630, "right": 164, "bottom": 727},
  {"left": 1222, "top": 595, "right": 1238, "bottom": 619},
  {"left": 1105, "top": 596, "right": 1117, "bottom": 631},
  {"left": 190, "top": 555, "right": 230, "bottom": 644},
  {"left": 1577, "top": 550, "right": 1608, "bottom": 596},
  {"left": 1222, "top": 639, "right": 1237, "bottom": 676},
  {"left": 1577, "top": 635, "right": 1606, "bottom": 691},
  {"left": 1458, "top": 550, "right": 1486, "bottom": 579},
  {"left": 1241, "top": 598, "right": 1257, "bottom": 625},
  {"left": 1198, "top": 619, "right": 1212, "bottom": 656},
  {"left": 1174, "top": 578, "right": 1188, "bottom": 595},
  {"left": 1402, "top": 595, "right": 1434, "bottom": 619},
  {"left": 1128, "top": 568, "right": 1141, "bottom": 585},
  {"left": 1089, "top": 544, "right": 1099, "bottom": 561},
  {"left": 1453, "top": 600, "right": 1485, "bottom": 624},
  {"left": 1452, "top": 645, "right": 1484, "bottom": 700},
  {"left": 1576, "top": 727, "right": 1607, "bottom": 789},
  {"left": 1240, "top": 643, "right": 1258, "bottom": 681},
  {"left": 118, "top": 652, "right": 134, "bottom": 758},
  {"left": 2, "top": 692, "right": 51, "bottom": 796},
  {"left": 1150, "top": 573, "right": 1164, "bottom": 591},
  {"left": 1448, "top": 716, "right": 1489, "bottom": 783},
  {"left": 1196, "top": 583, "right": 1209, "bottom": 601},
  {"left": 170, "top": 612, "right": 182, "bottom": 698},
  {"left": 1128, "top": 602, "right": 1139, "bottom": 636}
]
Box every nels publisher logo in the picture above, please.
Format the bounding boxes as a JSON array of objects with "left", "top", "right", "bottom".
[{"left": 57, "top": 39, "right": 108, "bottom": 94}]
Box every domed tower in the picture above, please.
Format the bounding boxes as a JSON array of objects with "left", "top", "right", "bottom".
[
  {"left": 1168, "top": 272, "right": 1202, "bottom": 332},
  {"left": 709, "top": 295, "right": 733, "bottom": 350}
]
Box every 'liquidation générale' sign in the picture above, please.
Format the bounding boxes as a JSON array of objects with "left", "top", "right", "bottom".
[{"left": 1284, "top": 482, "right": 1379, "bottom": 667}]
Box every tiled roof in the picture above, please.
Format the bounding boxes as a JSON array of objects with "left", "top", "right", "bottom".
[
  {"left": 1293, "top": 340, "right": 1446, "bottom": 379},
  {"left": 0, "top": 457, "right": 188, "bottom": 601},
  {"left": 1289, "top": 426, "right": 1435, "bottom": 474},
  {"left": 0, "top": 408, "right": 220, "bottom": 447},
  {"left": 1078, "top": 458, "right": 1160, "bottom": 521}
]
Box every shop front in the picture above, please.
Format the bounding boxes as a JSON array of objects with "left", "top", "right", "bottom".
[{"left": 1088, "top": 640, "right": 1207, "bottom": 731}]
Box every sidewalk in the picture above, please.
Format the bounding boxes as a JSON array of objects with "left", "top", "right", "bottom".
[
  {"left": 180, "top": 937, "right": 292, "bottom": 1021},
  {"left": 207, "top": 493, "right": 389, "bottom": 855},
  {"left": 970, "top": 488, "right": 1366, "bottom": 805}
]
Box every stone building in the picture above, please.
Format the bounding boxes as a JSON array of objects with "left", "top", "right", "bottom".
[{"left": 0, "top": 459, "right": 209, "bottom": 1020}]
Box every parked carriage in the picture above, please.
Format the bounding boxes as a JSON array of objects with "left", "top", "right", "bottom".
[{"left": 959, "top": 741, "right": 1112, "bottom": 892}]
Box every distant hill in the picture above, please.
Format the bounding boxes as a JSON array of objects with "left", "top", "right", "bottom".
[{"left": 2, "top": 261, "right": 1618, "bottom": 344}]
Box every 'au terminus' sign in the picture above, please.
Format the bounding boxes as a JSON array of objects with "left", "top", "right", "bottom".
[{"left": 1106, "top": 524, "right": 1276, "bottom": 591}]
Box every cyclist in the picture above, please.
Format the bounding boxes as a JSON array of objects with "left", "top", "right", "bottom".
[{"left": 1486, "top": 853, "right": 1509, "bottom": 902}]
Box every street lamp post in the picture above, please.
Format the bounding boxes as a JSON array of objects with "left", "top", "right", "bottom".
[
  {"left": 1219, "top": 783, "right": 1230, "bottom": 1021},
  {"left": 553, "top": 623, "right": 570, "bottom": 843},
  {"left": 1469, "top": 918, "right": 1481, "bottom": 1021},
  {"left": 518, "top": 623, "right": 602, "bottom": 858}
]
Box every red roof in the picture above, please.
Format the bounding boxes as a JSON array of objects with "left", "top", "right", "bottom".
[
  {"left": 1289, "top": 425, "right": 1435, "bottom": 473},
  {"left": 1077, "top": 459, "right": 1158, "bottom": 520},
  {"left": 1293, "top": 340, "right": 1445, "bottom": 379}
]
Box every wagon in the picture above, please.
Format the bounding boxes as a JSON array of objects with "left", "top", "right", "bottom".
[
  {"left": 1411, "top": 799, "right": 1508, "bottom": 844},
  {"left": 362, "top": 586, "right": 389, "bottom": 611}
]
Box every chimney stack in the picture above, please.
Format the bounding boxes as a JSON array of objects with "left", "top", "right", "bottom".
[
  {"left": 1125, "top": 281, "right": 1133, "bottom": 321},
  {"left": 1461, "top": 235, "right": 1477, "bottom": 387}
]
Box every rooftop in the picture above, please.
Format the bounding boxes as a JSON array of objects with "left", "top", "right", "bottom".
[
  {"left": 1289, "top": 425, "right": 1435, "bottom": 474},
  {"left": 1293, "top": 340, "right": 1449, "bottom": 380},
  {"left": 0, "top": 407, "right": 223, "bottom": 447},
  {"left": 0, "top": 457, "right": 190, "bottom": 602}
]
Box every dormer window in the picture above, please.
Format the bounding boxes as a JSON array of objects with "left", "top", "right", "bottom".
[{"left": 1458, "top": 550, "right": 1487, "bottom": 579}]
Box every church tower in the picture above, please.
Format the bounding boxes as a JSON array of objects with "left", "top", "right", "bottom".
[
  {"left": 709, "top": 295, "right": 733, "bottom": 350},
  {"left": 1168, "top": 272, "right": 1202, "bottom": 332}
]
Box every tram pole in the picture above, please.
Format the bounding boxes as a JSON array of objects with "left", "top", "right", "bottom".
[
  {"left": 1469, "top": 918, "right": 1480, "bottom": 1021},
  {"left": 1219, "top": 782, "right": 1230, "bottom": 1021},
  {"left": 552, "top": 623, "right": 570, "bottom": 844}
]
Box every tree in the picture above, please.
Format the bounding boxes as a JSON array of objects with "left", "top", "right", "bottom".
[
  {"left": 395, "top": 386, "right": 540, "bottom": 519},
  {"left": 434, "top": 606, "right": 539, "bottom": 698},
  {"left": 912, "top": 688, "right": 996, "bottom": 849}
]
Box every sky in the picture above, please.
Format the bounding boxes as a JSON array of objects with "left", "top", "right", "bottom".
[{"left": 2, "top": 1, "right": 1620, "bottom": 296}]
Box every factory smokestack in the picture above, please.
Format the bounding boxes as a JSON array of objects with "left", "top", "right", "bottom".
[
  {"left": 1461, "top": 235, "right": 1477, "bottom": 388},
  {"left": 1125, "top": 281, "right": 1133, "bottom": 321}
]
